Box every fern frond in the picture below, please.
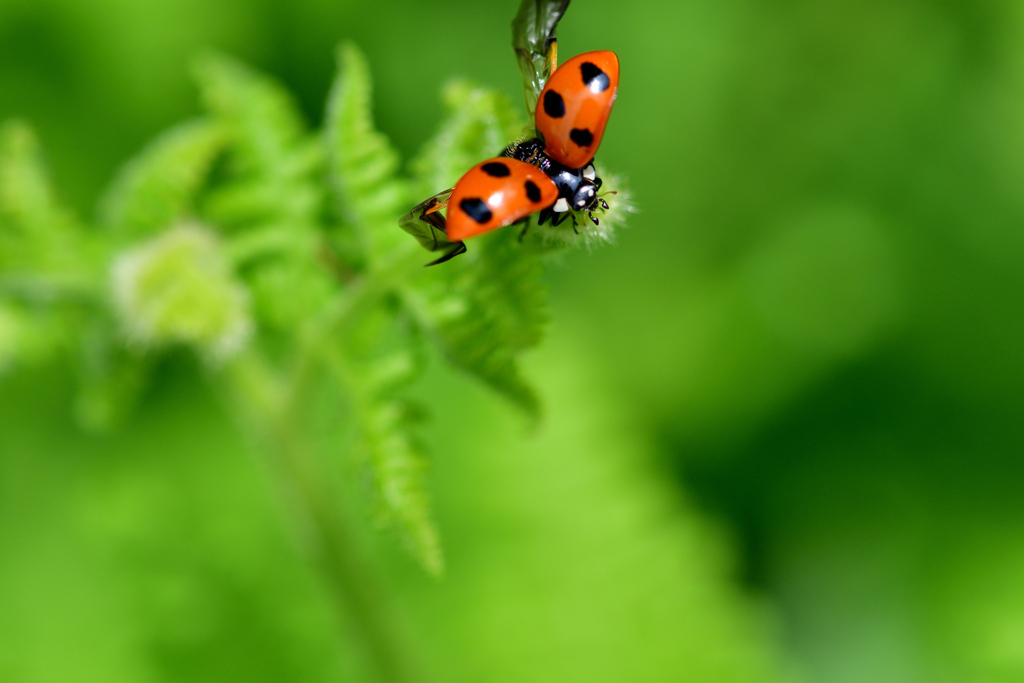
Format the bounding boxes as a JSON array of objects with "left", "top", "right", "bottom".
[
  {"left": 411, "top": 80, "right": 526, "bottom": 196},
  {"left": 99, "top": 119, "right": 226, "bottom": 239},
  {"left": 332, "top": 308, "right": 442, "bottom": 575},
  {"left": 324, "top": 43, "right": 410, "bottom": 262},
  {"left": 403, "top": 272, "right": 541, "bottom": 420},
  {"left": 0, "top": 121, "right": 51, "bottom": 225},
  {"left": 202, "top": 175, "right": 322, "bottom": 230},
  {"left": 0, "top": 121, "right": 101, "bottom": 287},
  {"left": 193, "top": 55, "right": 309, "bottom": 180},
  {"left": 191, "top": 58, "right": 335, "bottom": 333},
  {"left": 474, "top": 229, "right": 548, "bottom": 352},
  {"left": 0, "top": 120, "right": 72, "bottom": 235},
  {"left": 245, "top": 257, "right": 337, "bottom": 333},
  {"left": 356, "top": 389, "right": 442, "bottom": 575}
]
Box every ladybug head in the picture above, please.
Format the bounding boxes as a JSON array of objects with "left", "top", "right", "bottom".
[
  {"left": 572, "top": 162, "right": 607, "bottom": 216},
  {"left": 572, "top": 180, "right": 599, "bottom": 212}
]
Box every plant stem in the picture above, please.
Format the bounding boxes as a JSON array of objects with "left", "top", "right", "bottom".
[
  {"left": 222, "top": 247, "right": 427, "bottom": 683},
  {"left": 287, "top": 243, "right": 424, "bottom": 402},
  {"left": 270, "top": 414, "right": 417, "bottom": 683},
  {"left": 0, "top": 272, "right": 100, "bottom": 304},
  {"left": 225, "top": 351, "right": 417, "bottom": 683}
]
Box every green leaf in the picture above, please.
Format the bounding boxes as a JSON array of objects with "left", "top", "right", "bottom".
[
  {"left": 0, "top": 123, "right": 92, "bottom": 368},
  {"left": 356, "top": 391, "right": 442, "bottom": 575},
  {"left": 403, "top": 266, "right": 542, "bottom": 420},
  {"left": 73, "top": 320, "right": 152, "bottom": 433},
  {"left": 0, "top": 120, "right": 83, "bottom": 243},
  {"left": 411, "top": 80, "right": 526, "bottom": 197},
  {"left": 202, "top": 171, "right": 323, "bottom": 229},
  {"left": 511, "top": 0, "right": 571, "bottom": 116},
  {"left": 244, "top": 253, "right": 338, "bottom": 333},
  {"left": 99, "top": 119, "right": 226, "bottom": 240},
  {"left": 194, "top": 54, "right": 309, "bottom": 180},
  {"left": 333, "top": 309, "right": 443, "bottom": 575},
  {"left": 474, "top": 229, "right": 548, "bottom": 352},
  {"left": 192, "top": 57, "right": 335, "bottom": 333},
  {"left": 324, "top": 42, "right": 409, "bottom": 262},
  {"left": 0, "top": 120, "right": 57, "bottom": 229},
  {"left": 0, "top": 301, "right": 25, "bottom": 373},
  {"left": 224, "top": 221, "right": 320, "bottom": 266},
  {"left": 0, "top": 120, "right": 101, "bottom": 287}
]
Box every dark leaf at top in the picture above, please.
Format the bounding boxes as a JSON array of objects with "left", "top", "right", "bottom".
[{"left": 512, "top": 0, "right": 572, "bottom": 117}]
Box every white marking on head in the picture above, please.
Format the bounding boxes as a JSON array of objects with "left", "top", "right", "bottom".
[{"left": 553, "top": 198, "right": 570, "bottom": 213}]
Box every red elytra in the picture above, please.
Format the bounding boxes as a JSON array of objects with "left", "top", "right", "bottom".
[
  {"left": 445, "top": 158, "right": 559, "bottom": 241},
  {"left": 535, "top": 50, "right": 619, "bottom": 169}
]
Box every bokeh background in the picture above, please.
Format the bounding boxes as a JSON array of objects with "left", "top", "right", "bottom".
[{"left": 2, "top": 0, "right": 1024, "bottom": 681}]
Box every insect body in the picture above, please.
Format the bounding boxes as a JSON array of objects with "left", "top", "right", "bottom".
[{"left": 504, "top": 137, "right": 607, "bottom": 228}]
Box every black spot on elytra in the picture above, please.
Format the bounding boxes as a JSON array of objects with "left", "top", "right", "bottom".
[
  {"left": 481, "top": 161, "right": 510, "bottom": 177},
  {"left": 569, "top": 128, "right": 594, "bottom": 147},
  {"left": 543, "top": 90, "right": 565, "bottom": 118},
  {"left": 524, "top": 180, "right": 542, "bottom": 202},
  {"left": 580, "top": 62, "right": 610, "bottom": 93},
  {"left": 460, "top": 197, "right": 492, "bottom": 224}
]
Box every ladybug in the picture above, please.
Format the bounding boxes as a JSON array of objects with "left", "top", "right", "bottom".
[{"left": 400, "top": 49, "right": 619, "bottom": 264}]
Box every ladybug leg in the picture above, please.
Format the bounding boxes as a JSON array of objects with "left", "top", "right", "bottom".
[
  {"left": 549, "top": 210, "right": 576, "bottom": 230},
  {"left": 512, "top": 217, "right": 530, "bottom": 242},
  {"left": 424, "top": 241, "right": 467, "bottom": 267},
  {"left": 548, "top": 196, "right": 572, "bottom": 226}
]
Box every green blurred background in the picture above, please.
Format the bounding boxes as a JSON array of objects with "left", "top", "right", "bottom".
[{"left": 2, "top": 0, "right": 1023, "bottom": 681}]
